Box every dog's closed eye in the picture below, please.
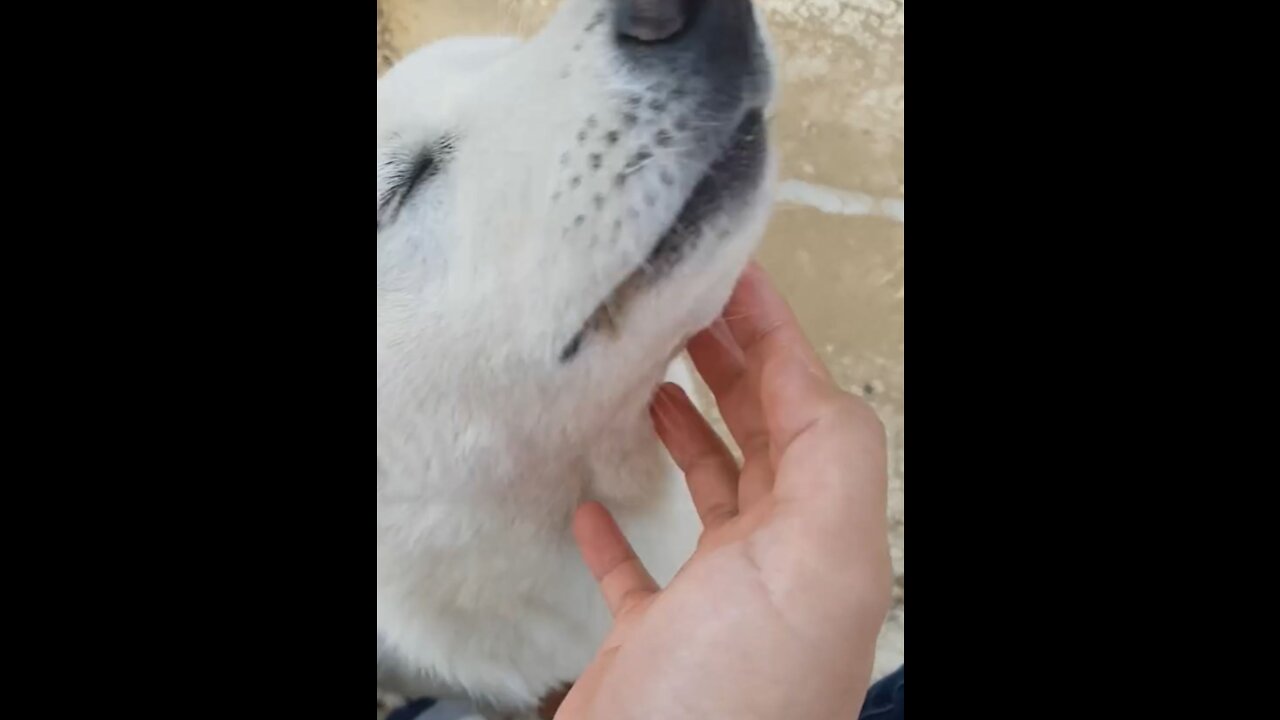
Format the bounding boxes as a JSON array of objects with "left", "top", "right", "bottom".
[{"left": 377, "top": 136, "right": 455, "bottom": 230}]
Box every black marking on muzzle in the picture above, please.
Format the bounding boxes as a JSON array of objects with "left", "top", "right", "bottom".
[{"left": 556, "top": 110, "right": 767, "bottom": 365}]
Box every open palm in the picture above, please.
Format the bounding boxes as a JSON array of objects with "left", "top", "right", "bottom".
[{"left": 557, "top": 265, "right": 892, "bottom": 720}]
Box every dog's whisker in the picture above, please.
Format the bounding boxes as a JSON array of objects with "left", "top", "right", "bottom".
[{"left": 622, "top": 158, "right": 656, "bottom": 177}]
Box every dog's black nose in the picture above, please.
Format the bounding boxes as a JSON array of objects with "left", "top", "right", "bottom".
[
  {"left": 615, "top": 0, "right": 698, "bottom": 43},
  {"left": 610, "top": 0, "right": 768, "bottom": 119}
]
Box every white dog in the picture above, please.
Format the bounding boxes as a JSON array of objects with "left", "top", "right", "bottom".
[{"left": 377, "top": 0, "right": 776, "bottom": 716}]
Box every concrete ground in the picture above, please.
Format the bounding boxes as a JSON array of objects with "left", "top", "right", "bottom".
[{"left": 377, "top": 0, "right": 905, "bottom": 705}]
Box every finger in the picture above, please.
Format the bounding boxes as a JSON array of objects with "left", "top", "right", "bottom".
[
  {"left": 691, "top": 263, "right": 826, "bottom": 468},
  {"left": 722, "top": 262, "right": 830, "bottom": 382},
  {"left": 760, "top": 352, "right": 887, "bottom": 509},
  {"left": 686, "top": 319, "right": 746, "bottom": 399},
  {"left": 572, "top": 502, "right": 659, "bottom": 617},
  {"left": 687, "top": 321, "right": 772, "bottom": 469},
  {"left": 650, "top": 383, "right": 739, "bottom": 529}
]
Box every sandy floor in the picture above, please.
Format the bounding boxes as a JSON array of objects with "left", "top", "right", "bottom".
[{"left": 377, "top": 0, "right": 905, "bottom": 699}]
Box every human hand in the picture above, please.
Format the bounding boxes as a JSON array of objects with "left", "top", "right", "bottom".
[{"left": 558, "top": 263, "right": 893, "bottom": 720}]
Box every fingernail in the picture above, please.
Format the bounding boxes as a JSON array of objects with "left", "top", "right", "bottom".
[{"left": 649, "top": 383, "right": 678, "bottom": 426}]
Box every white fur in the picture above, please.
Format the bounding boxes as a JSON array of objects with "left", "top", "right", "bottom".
[{"left": 377, "top": 1, "right": 775, "bottom": 714}]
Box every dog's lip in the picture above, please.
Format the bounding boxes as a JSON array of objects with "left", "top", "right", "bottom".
[
  {"left": 642, "top": 108, "right": 767, "bottom": 272},
  {"left": 559, "top": 109, "right": 767, "bottom": 363}
]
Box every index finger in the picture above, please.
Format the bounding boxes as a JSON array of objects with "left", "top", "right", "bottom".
[{"left": 721, "top": 262, "right": 831, "bottom": 382}]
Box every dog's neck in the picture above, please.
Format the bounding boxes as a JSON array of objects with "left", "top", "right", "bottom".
[{"left": 377, "top": 352, "right": 676, "bottom": 525}]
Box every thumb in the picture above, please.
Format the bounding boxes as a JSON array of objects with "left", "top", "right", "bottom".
[{"left": 572, "top": 502, "right": 659, "bottom": 617}]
